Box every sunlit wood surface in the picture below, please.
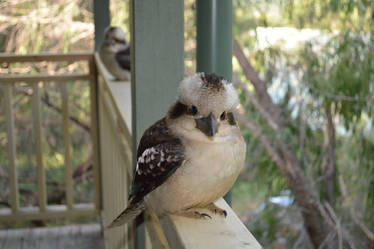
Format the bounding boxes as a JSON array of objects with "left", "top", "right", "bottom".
[{"left": 0, "top": 224, "right": 104, "bottom": 249}]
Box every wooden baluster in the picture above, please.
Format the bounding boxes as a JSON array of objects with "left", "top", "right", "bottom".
[
  {"left": 89, "top": 58, "right": 102, "bottom": 211},
  {"left": 32, "top": 83, "right": 47, "bottom": 212},
  {"left": 61, "top": 83, "right": 73, "bottom": 210},
  {"left": 4, "top": 84, "right": 19, "bottom": 213}
]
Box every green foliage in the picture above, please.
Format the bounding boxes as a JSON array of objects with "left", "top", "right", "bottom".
[
  {"left": 298, "top": 31, "right": 374, "bottom": 127},
  {"left": 231, "top": 0, "right": 374, "bottom": 248}
]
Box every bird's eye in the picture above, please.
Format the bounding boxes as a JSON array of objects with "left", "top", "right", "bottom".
[
  {"left": 220, "top": 111, "right": 226, "bottom": 120},
  {"left": 190, "top": 105, "right": 198, "bottom": 115}
]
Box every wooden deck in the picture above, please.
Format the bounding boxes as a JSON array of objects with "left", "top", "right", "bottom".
[{"left": 0, "top": 224, "right": 104, "bottom": 249}]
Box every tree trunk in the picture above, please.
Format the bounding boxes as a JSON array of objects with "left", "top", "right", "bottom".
[
  {"left": 325, "top": 103, "right": 336, "bottom": 205},
  {"left": 233, "top": 39, "right": 330, "bottom": 248}
]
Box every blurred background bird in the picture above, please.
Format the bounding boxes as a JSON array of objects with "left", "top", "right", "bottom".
[{"left": 99, "top": 26, "right": 131, "bottom": 81}]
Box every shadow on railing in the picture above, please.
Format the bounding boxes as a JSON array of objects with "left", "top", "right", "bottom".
[
  {"left": 95, "top": 54, "right": 262, "bottom": 249},
  {"left": 0, "top": 53, "right": 101, "bottom": 223}
]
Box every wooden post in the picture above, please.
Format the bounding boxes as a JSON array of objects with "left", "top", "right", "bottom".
[
  {"left": 131, "top": 1, "right": 184, "bottom": 248},
  {"left": 32, "top": 83, "right": 47, "bottom": 211},
  {"left": 196, "top": 0, "right": 233, "bottom": 204},
  {"left": 196, "top": 0, "right": 233, "bottom": 80},
  {"left": 60, "top": 83, "right": 73, "bottom": 210},
  {"left": 4, "top": 84, "right": 19, "bottom": 213},
  {"left": 94, "top": 0, "right": 110, "bottom": 51},
  {"left": 89, "top": 58, "right": 102, "bottom": 211}
]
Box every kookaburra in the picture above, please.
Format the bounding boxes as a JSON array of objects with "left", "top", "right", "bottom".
[
  {"left": 109, "top": 73, "right": 246, "bottom": 228},
  {"left": 99, "top": 26, "right": 131, "bottom": 81}
]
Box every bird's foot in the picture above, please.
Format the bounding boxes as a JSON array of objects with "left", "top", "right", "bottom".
[
  {"left": 174, "top": 210, "right": 212, "bottom": 220},
  {"left": 206, "top": 203, "right": 227, "bottom": 218}
]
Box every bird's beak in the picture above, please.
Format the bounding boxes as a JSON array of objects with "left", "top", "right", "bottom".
[{"left": 195, "top": 112, "right": 219, "bottom": 137}]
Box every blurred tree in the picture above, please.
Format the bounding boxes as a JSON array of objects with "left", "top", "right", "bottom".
[{"left": 232, "top": 0, "right": 374, "bottom": 248}]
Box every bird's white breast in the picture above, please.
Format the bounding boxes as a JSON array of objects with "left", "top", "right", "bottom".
[{"left": 145, "top": 123, "right": 246, "bottom": 214}]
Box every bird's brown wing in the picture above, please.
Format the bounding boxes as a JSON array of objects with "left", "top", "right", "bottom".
[
  {"left": 115, "top": 46, "right": 130, "bottom": 71},
  {"left": 129, "top": 118, "right": 185, "bottom": 204}
]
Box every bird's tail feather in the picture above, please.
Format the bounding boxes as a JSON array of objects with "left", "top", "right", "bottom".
[{"left": 107, "top": 201, "right": 145, "bottom": 228}]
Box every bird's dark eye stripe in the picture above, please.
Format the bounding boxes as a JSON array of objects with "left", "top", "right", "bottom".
[
  {"left": 227, "top": 112, "right": 236, "bottom": 125},
  {"left": 189, "top": 106, "right": 198, "bottom": 115},
  {"left": 220, "top": 111, "right": 226, "bottom": 120},
  {"left": 114, "top": 38, "right": 126, "bottom": 44}
]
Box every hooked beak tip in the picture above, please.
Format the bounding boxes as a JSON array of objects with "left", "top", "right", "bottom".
[{"left": 195, "top": 112, "right": 219, "bottom": 137}]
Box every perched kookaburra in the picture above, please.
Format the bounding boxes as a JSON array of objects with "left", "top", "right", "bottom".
[
  {"left": 109, "top": 73, "right": 246, "bottom": 228},
  {"left": 99, "top": 26, "right": 131, "bottom": 81}
]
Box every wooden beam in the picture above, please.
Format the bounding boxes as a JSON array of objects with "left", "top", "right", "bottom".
[
  {"left": 60, "top": 83, "right": 73, "bottom": 210},
  {"left": 0, "top": 204, "right": 97, "bottom": 222},
  {"left": 196, "top": 0, "right": 233, "bottom": 80},
  {"left": 93, "top": 0, "right": 110, "bottom": 51},
  {"left": 89, "top": 59, "right": 102, "bottom": 211},
  {"left": 0, "top": 73, "right": 91, "bottom": 83},
  {"left": 131, "top": 1, "right": 184, "bottom": 248},
  {"left": 0, "top": 52, "right": 93, "bottom": 63},
  {"left": 32, "top": 84, "right": 47, "bottom": 212},
  {"left": 131, "top": 0, "right": 184, "bottom": 145},
  {"left": 3, "top": 84, "right": 19, "bottom": 213},
  {"left": 144, "top": 209, "right": 171, "bottom": 249}
]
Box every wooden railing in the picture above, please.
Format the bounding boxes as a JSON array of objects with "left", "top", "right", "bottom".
[
  {"left": 95, "top": 54, "right": 262, "bottom": 249},
  {"left": 0, "top": 53, "right": 101, "bottom": 222}
]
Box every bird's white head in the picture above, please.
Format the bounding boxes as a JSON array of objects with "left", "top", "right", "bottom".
[
  {"left": 168, "top": 73, "right": 239, "bottom": 137},
  {"left": 103, "top": 26, "right": 128, "bottom": 52}
]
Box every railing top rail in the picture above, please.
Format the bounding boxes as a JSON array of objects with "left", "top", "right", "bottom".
[
  {"left": 0, "top": 52, "right": 94, "bottom": 63},
  {"left": 0, "top": 73, "right": 91, "bottom": 83}
]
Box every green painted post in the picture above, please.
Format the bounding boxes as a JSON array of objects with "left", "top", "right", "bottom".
[
  {"left": 196, "top": 0, "right": 233, "bottom": 81},
  {"left": 93, "top": 0, "right": 110, "bottom": 51},
  {"left": 196, "top": 0, "right": 233, "bottom": 204},
  {"left": 131, "top": 0, "right": 184, "bottom": 248}
]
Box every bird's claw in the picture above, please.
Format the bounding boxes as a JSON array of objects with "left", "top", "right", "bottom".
[
  {"left": 213, "top": 208, "right": 227, "bottom": 217},
  {"left": 194, "top": 211, "right": 212, "bottom": 219},
  {"left": 207, "top": 203, "right": 227, "bottom": 218}
]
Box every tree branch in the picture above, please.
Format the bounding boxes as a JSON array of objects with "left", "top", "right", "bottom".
[
  {"left": 233, "top": 39, "right": 285, "bottom": 129},
  {"left": 325, "top": 103, "right": 336, "bottom": 205},
  {"left": 233, "top": 39, "right": 330, "bottom": 248}
]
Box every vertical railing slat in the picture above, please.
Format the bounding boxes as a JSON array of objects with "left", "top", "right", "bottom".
[
  {"left": 4, "top": 84, "right": 19, "bottom": 213},
  {"left": 89, "top": 58, "right": 102, "bottom": 211},
  {"left": 61, "top": 83, "right": 73, "bottom": 210},
  {"left": 32, "top": 83, "right": 47, "bottom": 212}
]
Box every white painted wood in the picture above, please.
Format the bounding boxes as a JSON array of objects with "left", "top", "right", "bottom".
[
  {"left": 95, "top": 53, "right": 132, "bottom": 132},
  {"left": 98, "top": 76, "right": 130, "bottom": 249},
  {"left": 160, "top": 199, "right": 262, "bottom": 249}
]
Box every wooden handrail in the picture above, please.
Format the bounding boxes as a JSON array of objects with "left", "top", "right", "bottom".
[
  {"left": 0, "top": 73, "right": 91, "bottom": 83},
  {"left": 0, "top": 52, "right": 93, "bottom": 63}
]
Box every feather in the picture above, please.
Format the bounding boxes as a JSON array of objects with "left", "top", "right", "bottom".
[
  {"left": 129, "top": 118, "right": 185, "bottom": 204},
  {"left": 115, "top": 47, "right": 130, "bottom": 71},
  {"left": 107, "top": 201, "right": 145, "bottom": 228}
]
